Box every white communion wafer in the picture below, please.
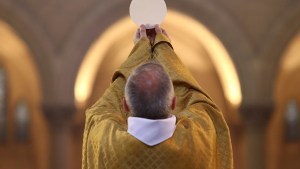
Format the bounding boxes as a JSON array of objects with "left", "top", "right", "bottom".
[{"left": 129, "top": 0, "right": 167, "bottom": 29}]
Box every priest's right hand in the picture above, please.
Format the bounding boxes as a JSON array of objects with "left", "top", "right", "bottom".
[
  {"left": 154, "top": 24, "right": 171, "bottom": 42},
  {"left": 134, "top": 25, "right": 147, "bottom": 44}
]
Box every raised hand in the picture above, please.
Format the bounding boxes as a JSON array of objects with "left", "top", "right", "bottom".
[
  {"left": 134, "top": 25, "right": 147, "bottom": 44},
  {"left": 154, "top": 24, "right": 171, "bottom": 42}
]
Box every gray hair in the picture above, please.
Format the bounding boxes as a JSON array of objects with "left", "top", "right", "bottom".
[{"left": 125, "top": 61, "right": 174, "bottom": 119}]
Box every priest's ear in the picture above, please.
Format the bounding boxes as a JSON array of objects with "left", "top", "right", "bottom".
[
  {"left": 171, "top": 96, "right": 176, "bottom": 110},
  {"left": 123, "top": 97, "right": 130, "bottom": 112}
]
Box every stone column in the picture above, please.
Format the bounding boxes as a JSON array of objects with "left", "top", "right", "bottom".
[
  {"left": 240, "top": 104, "right": 273, "bottom": 169},
  {"left": 43, "top": 104, "right": 75, "bottom": 169}
]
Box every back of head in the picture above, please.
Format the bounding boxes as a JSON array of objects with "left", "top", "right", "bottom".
[{"left": 125, "top": 61, "right": 174, "bottom": 119}]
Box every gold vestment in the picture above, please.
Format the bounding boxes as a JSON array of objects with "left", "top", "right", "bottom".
[{"left": 82, "top": 33, "right": 233, "bottom": 169}]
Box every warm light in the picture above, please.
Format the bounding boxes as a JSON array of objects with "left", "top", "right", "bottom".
[
  {"left": 75, "top": 10, "right": 242, "bottom": 107},
  {"left": 0, "top": 21, "right": 30, "bottom": 59},
  {"left": 0, "top": 21, "right": 42, "bottom": 101},
  {"left": 75, "top": 18, "right": 135, "bottom": 105},
  {"left": 165, "top": 11, "right": 242, "bottom": 107},
  {"left": 281, "top": 33, "right": 300, "bottom": 73}
]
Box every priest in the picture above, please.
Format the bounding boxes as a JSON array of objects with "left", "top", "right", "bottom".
[{"left": 82, "top": 25, "right": 233, "bottom": 169}]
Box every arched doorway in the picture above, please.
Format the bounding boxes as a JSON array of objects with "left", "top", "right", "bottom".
[
  {"left": 0, "top": 21, "right": 49, "bottom": 169},
  {"left": 74, "top": 10, "right": 243, "bottom": 169},
  {"left": 76, "top": 10, "right": 241, "bottom": 117},
  {"left": 267, "top": 31, "right": 300, "bottom": 169}
]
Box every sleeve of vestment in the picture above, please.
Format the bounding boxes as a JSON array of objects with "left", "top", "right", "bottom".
[
  {"left": 152, "top": 33, "right": 234, "bottom": 169},
  {"left": 82, "top": 37, "right": 152, "bottom": 169}
]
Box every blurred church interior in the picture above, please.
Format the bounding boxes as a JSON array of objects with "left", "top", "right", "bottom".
[{"left": 0, "top": 0, "right": 300, "bottom": 169}]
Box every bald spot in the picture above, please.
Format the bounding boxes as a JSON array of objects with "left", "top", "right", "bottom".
[{"left": 133, "top": 66, "right": 162, "bottom": 99}]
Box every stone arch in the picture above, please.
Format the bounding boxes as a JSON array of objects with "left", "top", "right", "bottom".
[
  {"left": 259, "top": 2, "right": 300, "bottom": 105},
  {"left": 262, "top": 2, "right": 300, "bottom": 72},
  {"left": 64, "top": 1, "right": 250, "bottom": 169},
  {"left": 61, "top": 0, "right": 252, "bottom": 104},
  {"left": 166, "top": 0, "right": 255, "bottom": 100},
  {"left": 75, "top": 11, "right": 242, "bottom": 118},
  {"left": 0, "top": 2, "right": 55, "bottom": 102},
  {"left": 0, "top": 20, "right": 50, "bottom": 169},
  {"left": 73, "top": 9, "right": 245, "bottom": 168},
  {"left": 266, "top": 30, "right": 300, "bottom": 169}
]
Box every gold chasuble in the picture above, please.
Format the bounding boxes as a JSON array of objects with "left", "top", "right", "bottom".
[{"left": 82, "top": 33, "right": 233, "bottom": 169}]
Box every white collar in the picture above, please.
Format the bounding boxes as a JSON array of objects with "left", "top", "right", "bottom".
[{"left": 127, "top": 115, "right": 176, "bottom": 146}]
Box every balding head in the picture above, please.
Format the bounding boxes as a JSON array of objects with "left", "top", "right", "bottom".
[{"left": 124, "top": 61, "right": 175, "bottom": 119}]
